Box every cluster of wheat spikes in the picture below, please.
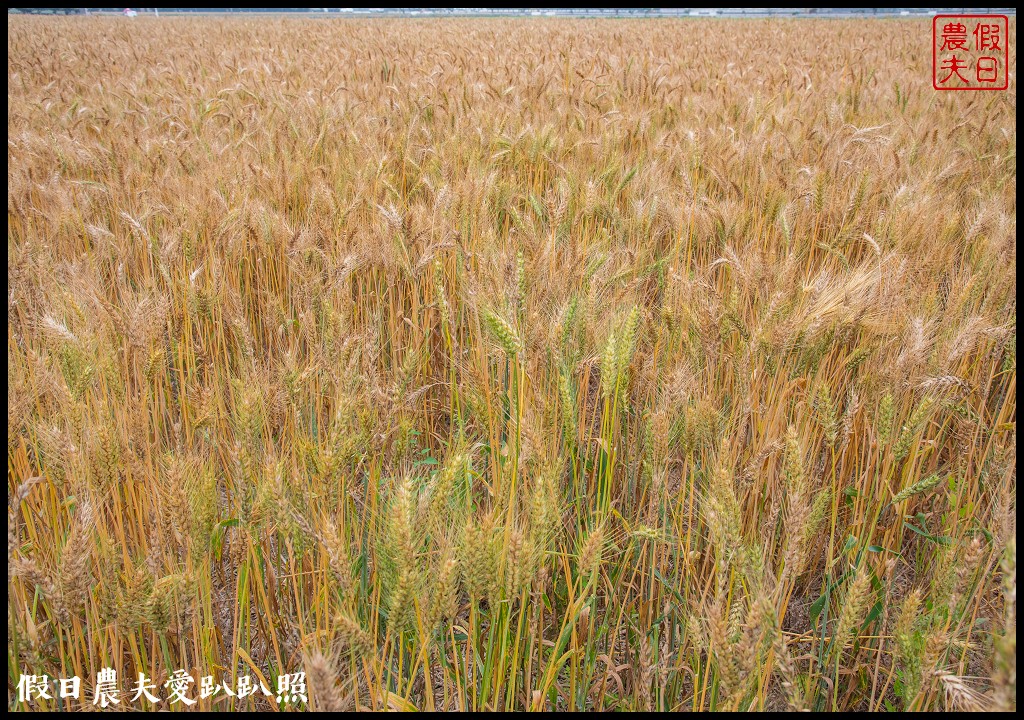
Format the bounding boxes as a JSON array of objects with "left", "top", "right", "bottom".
[{"left": 7, "top": 15, "right": 1016, "bottom": 712}]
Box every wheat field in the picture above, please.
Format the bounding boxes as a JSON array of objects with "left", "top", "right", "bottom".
[{"left": 7, "top": 15, "right": 1016, "bottom": 712}]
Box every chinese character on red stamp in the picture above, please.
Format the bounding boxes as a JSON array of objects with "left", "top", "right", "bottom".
[{"left": 933, "top": 14, "right": 1009, "bottom": 90}]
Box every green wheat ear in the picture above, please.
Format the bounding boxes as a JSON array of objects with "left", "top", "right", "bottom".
[
  {"left": 599, "top": 328, "right": 619, "bottom": 399},
  {"left": 482, "top": 307, "right": 523, "bottom": 358},
  {"left": 557, "top": 368, "right": 578, "bottom": 447},
  {"left": 891, "top": 473, "right": 942, "bottom": 505}
]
